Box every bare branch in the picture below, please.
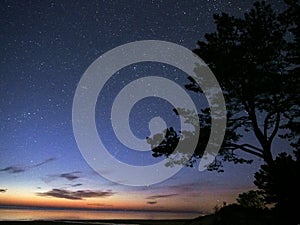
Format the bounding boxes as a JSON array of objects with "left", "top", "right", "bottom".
[
  {"left": 230, "top": 116, "right": 249, "bottom": 122},
  {"left": 264, "top": 112, "right": 275, "bottom": 138},
  {"left": 227, "top": 143, "right": 264, "bottom": 158},
  {"left": 242, "top": 143, "right": 264, "bottom": 153},
  {"left": 247, "top": 101, "right": 267, "bottom": 149},
  {"left": 268, "top": 112, "right": 281, "bottom": 144}
]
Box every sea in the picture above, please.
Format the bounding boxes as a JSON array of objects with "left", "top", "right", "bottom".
[{"left": 0, "top": 207, "right": 200, "bottom": 221}]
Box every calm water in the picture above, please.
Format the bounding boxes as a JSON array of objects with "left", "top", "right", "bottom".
[{"left": 0, "top": 208, "right": 200, "bottom": 221}]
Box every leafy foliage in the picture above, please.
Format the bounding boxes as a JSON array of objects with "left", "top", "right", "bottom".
[
  {"left": 254, "top": 151, "right": 300, "bottom": 224},
  {"left": 237, "top": 190, "right": 265, "bottom": 209}
]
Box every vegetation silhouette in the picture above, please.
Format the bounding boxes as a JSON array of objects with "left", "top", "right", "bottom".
[
  {"left": 186, "top": 152, "right": 299, "bottom": 224},
  {"left": 149, "top": 0, "right": 299, "bottom": 171},
  {"left": 207, "top": 151, "right": 300, "bottom": 225},
  {"left": 236, "top": 190, "right": 265, "bottom": 209},
  {"left": 254, "top": 151, "right": 300, "bottom": 224},
  {"left": 148, "top": 0, "right": 299, "bottom": 224}
]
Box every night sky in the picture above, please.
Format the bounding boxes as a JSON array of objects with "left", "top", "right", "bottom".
[{"left": 0, "top": 0, "right": 287, "bottom": 216}]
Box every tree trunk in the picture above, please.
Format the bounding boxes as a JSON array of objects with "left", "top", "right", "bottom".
[{"left": 262, "top": 143, "right": 274, "bottom": 166}]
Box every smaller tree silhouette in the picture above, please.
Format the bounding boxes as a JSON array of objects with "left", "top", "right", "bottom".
[
  {"left": 237, "top": 190, "right": 265, "bottom": 209},
  {"left": 254, "top": 151, "right": 300, "bottom": 224}
]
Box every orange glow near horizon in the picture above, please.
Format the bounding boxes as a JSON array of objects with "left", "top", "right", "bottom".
[{"left": 0, "top": 186, "right": 245, "bottom": 214}]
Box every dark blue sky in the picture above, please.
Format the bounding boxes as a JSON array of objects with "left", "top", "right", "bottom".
[{"left": 0, "top": 0, "right": 287, "bottom": 216}]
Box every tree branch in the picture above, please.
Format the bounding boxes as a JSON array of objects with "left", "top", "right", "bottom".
[
  {"left": 242, "top": 143, "right": 264, "bottom": 153},
  {"left": 264, "top": 112, "right": 275, "bottom": 138},
  {"left": 230, "top": 116, "right": 249, "bottom": 122},
  {"left": 226, "top": 143, "right": 264, "bottom": 158},
  {"left": 247, "top": 101, "right": 267, "bottom": 150},
  {"left": 268, "top": 112, "right": 280, "bottom": 144}
]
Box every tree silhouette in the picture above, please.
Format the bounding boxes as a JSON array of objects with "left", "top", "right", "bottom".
[
  {"left": 254, "top": 151, "right": 300, "bottom": 224},
  {"left": 279, "top": 0, "right": 300, "bottom": 152},
  {"left": 148, "top": 0, "right": 299, "bottom": 171},
  {"left": 236, "top": 190, "right": 265, "bottom": 209}
]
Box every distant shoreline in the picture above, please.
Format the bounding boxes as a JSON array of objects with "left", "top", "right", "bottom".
[
  {"left": 0, "top": 205, "right": 202, "bottom": 215},
  {"left": 0, "top": 207, "right": 203, "bottom": 222}
]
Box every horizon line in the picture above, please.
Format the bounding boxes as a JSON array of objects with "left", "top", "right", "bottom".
[{"left": 0, "top": 204, "right": 203, "bottom": 215}]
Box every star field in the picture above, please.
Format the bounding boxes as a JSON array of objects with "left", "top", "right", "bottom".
[{"left": 0, "top": 0, "right": 286, "bottom": 216}]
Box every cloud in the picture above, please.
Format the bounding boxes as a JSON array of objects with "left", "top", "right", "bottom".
[
  {"left": 37, "top": 189, "right": 115, "bottom": 200},
  {"left": 43, "top": 171, "right": 82, "bottom": 183},
  {"left": 0, "top": 188, "right": 7, "bottom": 193},
  {"left": 147, "top": 201, "right": 157, "bottom": 205},
  {"left": 59, "top": 172, "right": 81, "bottom": 181},
  {"left": 0, "top": 157, "right": 56, "bottom": 174},
  {"left": 146, "top": 194, "right": 178, "bottom": 200},
  {"left": 168, "top": 182, "right": 201, "bottom": 192},
  {"left": 87, "top": 203, "right": 113, "bottom": 207},
  {"left": 0, "top": 166, "right": 25, "bottom": 173},
  {"left": 70, "top": 183, "right": 82, "bottom": 187},
  {"left": 32, "top": 157, "right": 56, "bottom": 168}
]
